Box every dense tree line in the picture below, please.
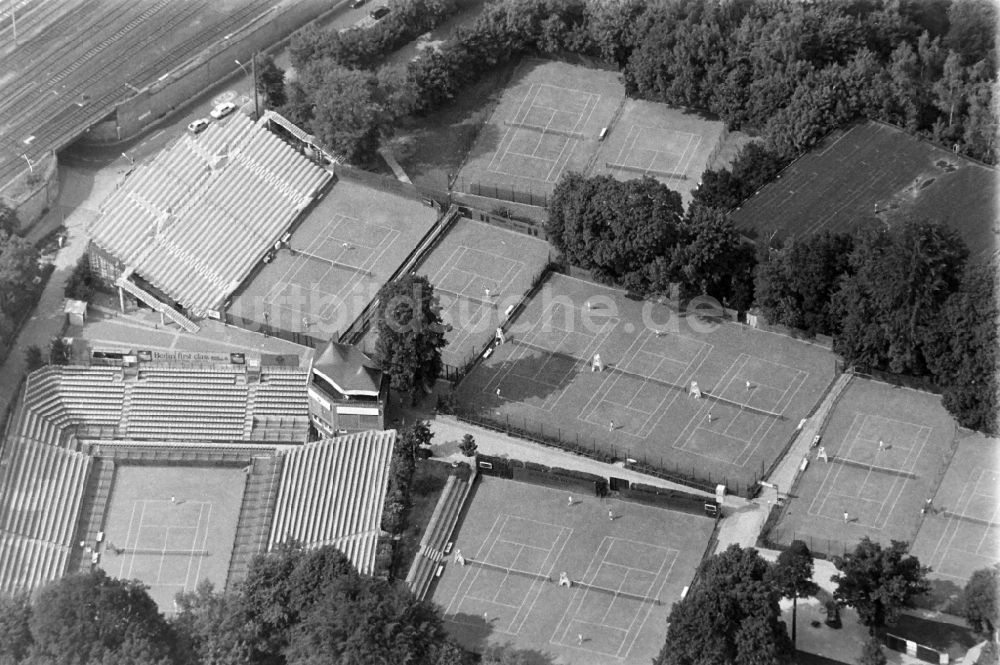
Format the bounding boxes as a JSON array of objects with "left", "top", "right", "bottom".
[
  {"left": 547, "top": 174, "right": 755, "bottom": 309},
  {"left": 755, "top": 220, "right": 997, "bottom": 433},
  {"left": 656, "top": 538, "right": 934, "bottom": 665},
  {"left": 280, "top": 0, "right": 994, "bottom": 164},
  {"left": 0, "top": 203, "right": 43, "bottom": 365}
]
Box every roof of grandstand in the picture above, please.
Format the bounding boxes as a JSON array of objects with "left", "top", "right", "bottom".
[
  {"left": 89, "top": 113, "right": 332, "bottom": 316},
  {"left": 731, "top": 121, "right": 998, "bottom": 261},
  {"left": 269, "top": 430, "right": 395, "bottom": 576},
  {"left": 311, "top": 341, "right": 383, "bottom": 397},
  {"left": 19, "top": 362, "right": 310, "bottom": 443}
]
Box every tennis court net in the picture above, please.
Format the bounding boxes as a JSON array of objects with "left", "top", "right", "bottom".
[
  {"left": 112, "top": 548, "right": 210, "bottom": 556},
  {"left": 830, "top": 457, "right": 919, "bottom": 480},
  {"left": 510, "top": 339, "right": 784, "bottom": 420},
  {"left": 606, "top": 162, "right": 688, "bottom": 180},
  {"left": 465, "top": 559, "right": 660, "bottom": 605},
  {"left": 466, "top": 558, "right": 551, "bottom": 583},
  {"left": 505, "top": 120, "right": 585, "bottom": 140},
  {"left": 435, "top": 287, "right": 496, "bottom": 310},
  {"left": 297, "top": 250, "right": 373, "bottom": 277},
  {"left": 940, "top": 511, "right": 999, "bottom": 528}
]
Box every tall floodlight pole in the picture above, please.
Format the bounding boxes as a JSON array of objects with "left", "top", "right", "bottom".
[
  {"left": 10, "top": 0, "right": 16, "bottom": 44},
  {"left": 235, "top": 55, "right": 260, "bottom": 120}
]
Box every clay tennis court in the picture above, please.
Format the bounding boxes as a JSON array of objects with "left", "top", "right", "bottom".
[
  {"left": 455, "top": 59, "right": 625, "bottom": 201},
  {"left": 456, "top": 273, "right": 835, "bottom": 493},
  {"left": 434, "top": 476, "right": 713, "bottom": 665},
  {"left": 770, "top": 377, "right": 959, "bottom": 558},
  {"left": 100, "top": 465, "right": 245, "bottom": 610},
  {"left": 228, "top": 178, "right": 438, "bottom": 341}
]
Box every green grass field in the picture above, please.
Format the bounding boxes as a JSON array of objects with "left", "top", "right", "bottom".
[
  {"left": 772, "top": 377, "right": 960, "bottom": 558},
  {"left": 910, "top": 431, "right": 999, "bottom": 583},
  {"left": 456, "top": 273, "right": 836, "bottom": 493},
  {"left": 100, "top": 464, "right": 246, "bottom": 611},
  {"left": 433, "top": 476, "right": 714, "bottom": 664},
  {"left": 455, "top": 59, "right": 625, "bottom": 201},
  {"left": 229, "top": 177, "right": 439, "bottom": 340},
  {"left": 588, "top": 99, "right": 726, "bottom": 206}
]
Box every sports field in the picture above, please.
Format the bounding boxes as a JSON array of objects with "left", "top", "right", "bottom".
[
  {"left": 911, "top": 432, "right": 999, "bottom": 583},
  {"left": 589, "top": 99, "right": 726, "bottom": 205},
  {"left": 455, "top": 59, "right": 625, "bottom": 200},
  {"left": 100, "top": 465, "right": 245, "bottom": 610},
  {"left": 730, "top": 121, "right": 996, "bottom": 261},
  {"left": 389, "top": 217, "right": 551, "bottom": 369},
  {"left": 771, "top": 378, "right": 959, "bottom": 557},
  {"left": 228, "top": 177, "right": 438, "bottom": 340},
  {"left": 456, "top": 273, "right": 835, "bottom": 492},
  {"left": 435, "top": 476, "right": 714, "bottom": 664}
]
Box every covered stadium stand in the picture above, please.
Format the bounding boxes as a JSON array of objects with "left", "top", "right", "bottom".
[{"left": 87, "top": 113, "right": 333, "bottom": 326}]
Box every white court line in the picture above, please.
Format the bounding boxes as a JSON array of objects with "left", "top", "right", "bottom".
[
  {"left": 511, "top": 526, "right": 572, "bottom": 634},
  {"left": 511, "top": 83, "right": 541, "bottom": 126},
  {"left": 126, "top": 500, "right": 149, "bottom": 580},
  {"left": 544, "top": 134, "right": 574, "bottom": 183},
  {"left": 119, "top": 501, "right": 141, "bottom": 579},
  {"left": 675, "top": 133, "right": 702, "bottom": 178},
  {"left": 811, "top": 414, "right": 866, "bottom": 518},
  {"left": 619, "top": 548, "right": 677, "bottom": 660},
  {"left": 192, "top": 502, "right": 212, "bottom": 592},
  {"left": 634, "top": 341, "right": 715, "bottom": 439},
  {"left": 574, "top": 92, "right": 600, "bottom": 134}
]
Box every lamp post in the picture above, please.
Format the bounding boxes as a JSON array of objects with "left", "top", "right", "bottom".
[
  {"left": 121, "top": 152, "right": 134, "bottom": 166},
  {"left": 234, "top": 54, "right": 260, "bottom": 120},
  {"left": 21, "top": 154, "right": 33, "bottom": 175}
]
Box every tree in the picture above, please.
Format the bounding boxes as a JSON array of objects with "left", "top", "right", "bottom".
[
  {"left": 753, "top": 232, "right": 854, "bottom": 336},
  {"left": 0, "top": 229, "right": 38, "bottom": 314},
  {"left": 919, "top": 263, "right": 998, "bottom": 434},
  {"left": 28, "top": 570, "right": 175, "bottom": 665},
  {"left": 831, "top": 537, "right": 931, "bottom": 633},
  {"left": 858, "top": 635, "right": 888, "bottom": 665},
  {"left": 668, "top": 205, "right": 756, "bottom": 310},
  {"left": 172, "top": 581, "right": 252, "bottom": 665},
  {"left": 374, "top": 274, "right": 446, "bottom": 405},
  {"left": 833, "top": 221, "right": 968, "bottom": 374},
  {"left": 255, "top": 54, "right": 287, "bottom": 110},
  {"left": 547, "top": 173, "right": 684, "bottom": 294},
  {"left": 285, "top": 574, "right": 449, "bottom": 665},
  {"left": 770, "top": 540, "right": 820, "bottom": 647},
  {"left": 25, "top": 344, "right": 45, "bottom": 372},
  {"left": 0, "top": 202, "right": 18, "bottom": 235},
  {"left": 655, "top": 544, "right": 792, "bottom": 665},
  {"left": 944, "top": 0, "right": 997, "bottom": 70},
  {"left": 278, "top": 81, "right": 315, "bottom": 129},
  {"left": 459, "top": 433, "right": 477, "bottom": 456},
  {"left": 963, "top": 565, "right": 999, "bottom": 639},
  {"left": 0, "top": 593, "right": 32, "bottom": 664},
  {"left": 307, "top": 62, "right": 389, "bottom": 164},
  {"left": 65, "top": 254, "right": 96, "bottom": 302},
  {"left": 49, "top": 337, "right": 71, "bottom": 365}
]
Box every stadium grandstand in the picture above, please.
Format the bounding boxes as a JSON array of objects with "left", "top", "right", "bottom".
[
  {"left": 268, "top": 430, "right": 396, "bottom": 576},
  {"left": 87, "top": 113, "right": 333, "bottom": 330},
  {"left": 0, "top": 354, "right": 397, "bottom": 598}
]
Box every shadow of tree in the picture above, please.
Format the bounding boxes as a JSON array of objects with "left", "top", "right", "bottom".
[{"left": 443, "top": 612, "right": 558, "bottom": 665}]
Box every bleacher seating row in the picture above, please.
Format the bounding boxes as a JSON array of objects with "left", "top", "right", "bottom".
[
  {"left": 225, "top": 455, "right": 285, "bottom": 589},
  {"left": 0, "top": 535, "right": 70, "bottom": 596},
  {"left": 0, "top": 438, "right": 91, "bottom": 594},
  {"left": 405, "top": 472, "right": 474, "bottom": 601},
  {"left": 16, "top": 365, "right": 310, "bottom": 443},
  {"left": 269, "top": 431, "right": 395, "bottom": 574}
]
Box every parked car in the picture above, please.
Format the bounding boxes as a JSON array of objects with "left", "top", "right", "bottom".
[
  {"left": 210, "top": 101, "right": 237, "bottom": 119},
  {"left": 349, "top": 0, "right": 367, "bottom": 7},
  {"left": 187, "top": 118, "right": 210, "bottom": 134},
  {"left": 369, "top": 6, "right": 389, "bottom": 19}
]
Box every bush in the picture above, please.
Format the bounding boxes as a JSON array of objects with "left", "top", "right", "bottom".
[
  {"left": 64, "top": 254, "right": 96, "bottom": 301},
  {"left": 459, "top": 434, "right": 477, "bottom": 456},
  {"left": 25, "top": 345, "right": 44, "bottom": 372},
  {"left": 49, "top": 337, "right": 70, "bottom": 365}
]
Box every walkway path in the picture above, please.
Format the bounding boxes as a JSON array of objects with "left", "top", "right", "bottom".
[{"left": 0, "top": 164, "right": 123, "bottom": 430}]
